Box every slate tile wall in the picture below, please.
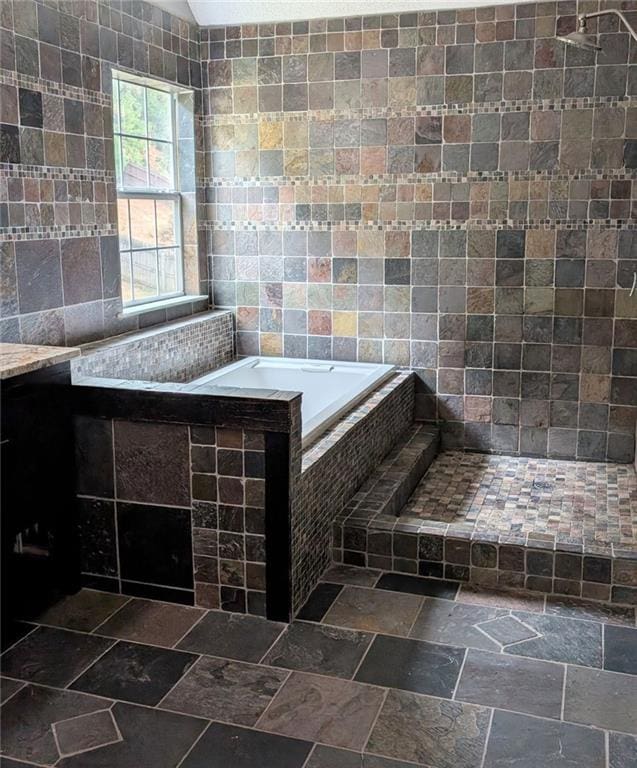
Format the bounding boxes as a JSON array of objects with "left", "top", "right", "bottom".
[
  {"left": 0, "top": 0, "right": 208, "bottom": 346},
  {"left": 201, "top": 1, "right": 637, "bottom": 462}
]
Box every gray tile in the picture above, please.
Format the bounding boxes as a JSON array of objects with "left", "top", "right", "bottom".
[
  {"left": 456, "top": 649, "right": 564, "bottom": 719},
  {"left": 180, "top": 721, "right": 312, "bottom": 768},
  {"left": 306, "top": 745, "right": 417, "bottom": 768},
  {"left": 355, "top": 634, "right": 464, "bottom": 697},
  {"left": 410, "top": 598, "right": 507, "bottom": 652},
  {"left": 57, "top": 702, "right": 206, "bottom": 768},
  {"left": 367, "top": 688, "right": 490, "bottom": 768},
  {"left": 160, "top": 656, "right": 288, "bottom": 726},
  {"left": 323, "top": 586, "right": 422, "bottom": 636},
  {"left": 258, "top": 671, "right": 383, "bottom": 750},
  {"left": 0, "top": 677, "right": 24, "bottom": 705},
  {"left": 53, "top": 709, "right": 121, "bottom": 757},
  {"left": 71, "top": 641, "right": 197, "bottom": 706},
  {"left": 177, "top": 611, "right": 285, "bottom": 663},
  {"left": 476, "top": 616, "right": 540, "bottom": 647},
  {"left": 1, "top": 627, "right": 113, "bottom": 687},
  {"left": 604, "top": 625, "right": 637, "bottom": 675},
  {"left": 609, "top": 732, "right": 637, "bottom": 768},
  {"left": 544, "top": 596, "right": 635, "bottom": 626},
  {"left": 484, "top": 710, "right": 605, "bottom": 768},
  {"left": 506, "top": 612, "right": 602, "bottom": 667},
  {"left": 264, "top": 621, "right": 372, "bottom": 679},
  {"left": 564, "top": 666, "right": 637, "bottom": 734},
  {"left": 1, "top": 684, "right": 110, "bottom": 765}
]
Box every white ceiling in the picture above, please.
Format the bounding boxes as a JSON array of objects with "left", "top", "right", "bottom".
[{"left": 149, "top": 0, "right": 533, "bottom": 27}]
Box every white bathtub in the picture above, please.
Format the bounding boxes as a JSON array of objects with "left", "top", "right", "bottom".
[{"left": 190, "top": 357, "right": 395, "bottom": 446}]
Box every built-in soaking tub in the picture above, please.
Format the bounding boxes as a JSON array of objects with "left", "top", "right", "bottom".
[{"left": 190, "top": 356, "right": 395, "bottom": 447}]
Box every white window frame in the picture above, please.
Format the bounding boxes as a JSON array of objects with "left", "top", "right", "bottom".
[{"left": 113, "top": 71, "right": 185, "bottom": 308}]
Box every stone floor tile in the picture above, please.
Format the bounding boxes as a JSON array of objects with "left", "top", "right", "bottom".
[
  {"left": 564, "top": 666, "right": 637, "bottom": 734},
  {"left": 94, "top": 598, "right": 204, "bottom": 648},
  {"left": 476, "top": 615, "right": 540, "bottom": 647},
  {"left": 177, "top": 610, "right": 285, "bottom": 663},
  {"left": 604, "top": 625, "right": 637, "bottom": 675},
  {"left": 323, "top": 586, "right": 422, "bottom": 636},
  {"left": 355, "top": 634, "right": 464, "bottom": 698},
  {"left": 52, "top": 709, "right": 122, "bottom": 757},
  {"left": 257, "top": 671, "right": 385, "bottom": 751},
  {"left": 367, "top": 688, "right": 489, "bottom": 768},
  {"left": 31, "top": 590, "right": 129, "bottom": 633},
  {"left": 455, "top": 648, "right": 564, "bottom": 719},
  {"left": 296, "top": 583, "right": 343, "bottom": 622},
  {"left": 160, "top": 656, "right": 288, "bottom": 726},
  {"left": 0, "top": 684, "right": 110, "bottom": 765},
  {"left": 322, "top": 565, "right": 381, "bottom": 587},
  {"left": 409, "top": 598, "right": 507, "bottom": 652},
  {"left": 306, "top": 744, "right": 420, "bottom": 767},
  {"left": 57, "top": 702, "right": 206, "bottom": 767},
  {"left": 70, "top": 641, "right": 197, "bottom": 705},
  {"left": 457, "top": 586, "right": 545, "bottom": 612},
  {"left": 609, "top": 732, "right": 637, "bottom": 768},
  {"left": 263, "top": 621, "right": 372, "bottom": 679},
  {"left": 505, "top": 612, "right": 602, "bottom": 667},
  {"left": 483, "top": 710, "right": 605, "bottom": 768},
  {"left": 0, "top": 626, "right": 114, "bottom": 687},
  {"left": 0, "top": 758, "right": 41, "bottom": 767},
  {"left": 180, "top": 721, "right": 312, "bottom": 768},
  {"left": 545, "top": 596, "right": 635, "bottom": 626},
  {"left": 376, "top": 573, "right": 459, "bottom": 600},
  {"left": 1, "top": 622, "right": 37, "bottom": 653},
  {"left": 0, "top": 676, "right": 24, "bottom": 704}
]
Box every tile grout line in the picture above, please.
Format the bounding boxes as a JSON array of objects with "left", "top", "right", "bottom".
[
  {"left": 479, "top": 707, "right": 496, "bottom": 768},
  {"left": 360, "top": 686, "right": 390, "bottom": 755},
  {"left": 252, "top": 668, "right": 294, "bottom": 730},
  {"left": 349, "top": 630, "right": 379, "bottom": 681},
  {"left": 62, "top": 637, "right": 120, "bottom": 692},
  {"left": 451, "top": 647, "right": 470, "bottom": 701},
  {"left": 170, "top": 608, "right": 211, "bottom": 650},
  {"left": 174, "top": 720, "right": 212, "bottom": 768}
]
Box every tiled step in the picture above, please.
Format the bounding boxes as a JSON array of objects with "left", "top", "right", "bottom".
[{"left": 339, "top": 424, "right": 440, "bottom": 522}]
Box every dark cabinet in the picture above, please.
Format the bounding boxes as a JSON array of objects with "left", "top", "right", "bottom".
[{"left": 1, "top": 362, "right": 80, "bottom": 646}]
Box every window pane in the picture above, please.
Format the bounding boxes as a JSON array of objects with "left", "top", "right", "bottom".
[
  {"left": 147, "top": 88, "right": 171, "bottom": 141},
  {"left": 155, "top": 199, "right": 178, "bottom": 246},
  {"left": 132, "top": 249, "right": 158, "bottom": 300},
  {"left": 158, "top": 248, "right": 180, "bottom": 294},
  {"left": 114, "top": 135, "right": 122, "bottom": 183},
  {"left": 119, "top": 80, "right": 146, "bottom": 137},
  {"left": 129, "top": 198, "right": 156, "bottom": 249},
  {"left": 117, "top": 198, "right": 130, "bottom": 249},
  {"left": 149, "top": 141, "right": 173, "bottom": 189},
  {"left": 121, "top": 137, "right": 148, "bottom": 188},
  {"left": 120, "top": 252, "right": 133, "bottom": 303}
]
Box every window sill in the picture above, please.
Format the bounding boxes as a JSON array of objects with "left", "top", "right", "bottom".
[{"left": 118, "top": 294, "right": 209, "bottom": 318}]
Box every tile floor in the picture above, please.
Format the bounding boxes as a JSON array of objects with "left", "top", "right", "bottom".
[
  {"left": 1, "top": 565, "right": 636, "bottom": 767},
  {"left": 401, "top": 451, "right": 637, "bottom": 547}
]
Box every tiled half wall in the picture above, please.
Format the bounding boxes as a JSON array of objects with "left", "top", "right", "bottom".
[{"left": 202, "top": 1, "right": 637, "bottom": 463}]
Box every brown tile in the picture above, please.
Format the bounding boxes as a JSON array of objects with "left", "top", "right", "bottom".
[
  {"left": 95, "top": 598, "right": 204, "bottom": 648},
  {"left": 257, "top": 672, "right": 384, "bottom": 750},
  {"left": 32, "top": 590, "right": 129, "bottom": 633},
  {"left": 323, "top": 586, "right": 422, "bottom": 636}
]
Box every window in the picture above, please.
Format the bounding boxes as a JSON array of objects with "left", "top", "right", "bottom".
[{"left": 113, "top": 73, "right": 183, "bottom": 306}]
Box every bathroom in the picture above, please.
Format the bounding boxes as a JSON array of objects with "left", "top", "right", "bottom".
[{"left": 0, "top": 0, "right": 635, "bottom": 764}]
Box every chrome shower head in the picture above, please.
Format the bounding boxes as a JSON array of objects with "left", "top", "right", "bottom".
[{"left": 557, "top": 16, "right": 601, "bottom": 51}]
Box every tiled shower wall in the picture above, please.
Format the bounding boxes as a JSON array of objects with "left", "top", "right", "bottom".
[
  {"left": 0, "top": 0, "right": 207, "bottom": 346},
  {"left": 202, "top": 1, "right": 637, "bottom": 463}
]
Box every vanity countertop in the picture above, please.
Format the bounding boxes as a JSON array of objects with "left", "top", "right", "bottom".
[{"left": 0, "top": 343, "right": 81, "bottom": 380}]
